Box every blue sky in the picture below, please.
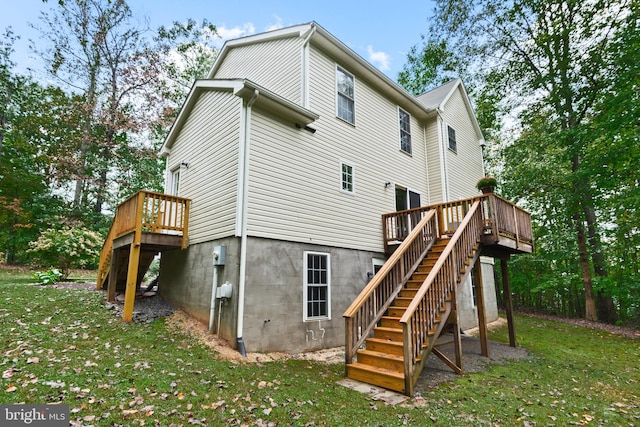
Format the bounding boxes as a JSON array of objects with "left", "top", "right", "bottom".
[{"left": 1, "top": 0, "right": 435, "bottom": 82}]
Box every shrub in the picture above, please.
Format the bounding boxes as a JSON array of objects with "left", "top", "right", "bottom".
[
  {"left": 27, "top": 227, "right": 102, "bottom": 278},
  {"left": 33, "top": 268, "right": 63, "bottom": 285}
]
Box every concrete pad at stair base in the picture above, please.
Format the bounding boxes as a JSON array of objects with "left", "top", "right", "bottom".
[{"left": 336, "top": 379, "right": 408, "bottom": 405}]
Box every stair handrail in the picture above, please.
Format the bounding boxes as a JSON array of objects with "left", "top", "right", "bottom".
[
  {"left": 343, "top": 209, "right": 438, "bottom": 364},
  {"left": 400, "top": 200, "right": 485, "bottom": 394},
  {"left": 96, "top": 220, "right": 118, "bottom": 290}
]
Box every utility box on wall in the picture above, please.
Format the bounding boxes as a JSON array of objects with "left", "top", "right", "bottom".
[{"left": 212, "top": 246, "right": 226, "bottom": 266}]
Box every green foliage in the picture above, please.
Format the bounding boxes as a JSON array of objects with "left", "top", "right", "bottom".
[
  {"left": 402, "top": 0, "right": 639, "bottom": 323},
  {"left": 476, "top": 176, "right": 497, "bottom": 191},
  {"left": 27, "top": 227, "right": 102, "bottom": 278},
  {"left": 32, "top": 268, "right": 63, "bottom": 285},
  {"left": 1, "top": 280, "right": 639, "bottom": 425}
]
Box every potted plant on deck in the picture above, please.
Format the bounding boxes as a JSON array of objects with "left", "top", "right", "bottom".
[{"left": 476, "top": 176, "right": 497, "bottom": 194}]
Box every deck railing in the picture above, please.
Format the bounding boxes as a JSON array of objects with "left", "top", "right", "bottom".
[
  {"left": 400, "top": 200, "right": 484, "bottom": 394},
  {"left": 343, "top": 210, "right": 438, "bottom": 364},
  {"left": 96, "top": 191, "right": 191, "bottom": 289},
  {"left": 382, "top": 194, "right": 532, "bottom": 253}
]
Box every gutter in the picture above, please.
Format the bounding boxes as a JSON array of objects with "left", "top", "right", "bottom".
[
  {"left": 236, "top": 88, "right": 259, "bottom": 357},
  {"left": 301, "top": 23, "right": 316, "bottom": 108}
]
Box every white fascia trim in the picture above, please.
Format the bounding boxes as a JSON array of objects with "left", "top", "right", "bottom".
[
  {"left": 439, "top": 79, "right": 485, "bottom": 143},
  {"left": 159, "top": 79, "right": 244, "bottom": 156},
  {"left": 160, "top": 79, "right": 318, "bottom": 157},
  {"left": 207, "top": 23, "right": 314, "bottom": 79}
]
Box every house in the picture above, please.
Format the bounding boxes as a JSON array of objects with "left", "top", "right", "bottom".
[
  {"left": 97, "top": 22, "right": 533, "bottom": 395},
  {"left": 158, "top": 22, "right": 494, "bottom": 353}
]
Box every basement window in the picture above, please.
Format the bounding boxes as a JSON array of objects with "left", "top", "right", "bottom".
[{"left": 303, "top": 252, "right": 331, "bottom": 321}]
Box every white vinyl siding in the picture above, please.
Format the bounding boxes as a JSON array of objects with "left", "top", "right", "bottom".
[
  {"left": 213, "top": 37, "right": 304, "bottom": 104},
  {"left": 440, "top": 87, "right": 485, "bottom": 200},
  {"left": 424, "top": 116, "right": 444, "bottom": 204},
  {"left": 244, "top": 46, "right": 429, "bottom": 253},
  {"left": 165, "top": 90, "right": 241, "bottom": 243}
]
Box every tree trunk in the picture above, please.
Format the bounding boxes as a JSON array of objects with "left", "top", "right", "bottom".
[
  {"left": 583, "top": 203, "right": 618, "bottom": 323},
  {"left": 576, "top": 216, "right": 597, "bottom": 321},
  {"left": 73, "top": 64, "right": 98, "bottom": 209},
  {"left": 0, "top": 110, "right": 5, "bottom": 167}
]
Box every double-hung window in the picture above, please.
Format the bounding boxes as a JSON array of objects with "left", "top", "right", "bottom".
[
  {"left": 336, "top": 66, "right": 355, "bottom": 124},
  {"left": 448, "top": 125, "right": 457, "bottom": 152},
  {"left": 340, "top": 161, "right": 354, "bottom": 194},
  {"left": 399, "top": 108, "right": 412, "bottom": 154},
  {"left": 304, "top": 252, "right": 331, "bottom": 320},
  {"left": 170, "top": 168, "right": 180, "bottom": 195}
]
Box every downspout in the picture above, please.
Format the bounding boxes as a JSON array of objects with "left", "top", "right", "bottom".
[
  {"left": 436, "top": 108, "right": 450, "bottom": 201},
  {"left": 423, "top": 123, "right": 431, "bottom": 205},
  {"left": 237, "top": 88, "right": 259, "bottom": 357},
  {"left": 301, "top": 24, "right": 316, "bottom": 108}
]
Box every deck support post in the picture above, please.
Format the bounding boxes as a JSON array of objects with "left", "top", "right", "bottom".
[
  {"left": 500, "top": 257, "right": 517, "bottom": 347},
  {"left": 451, "top": 288, "right": 463, "bottom": 370},
  {"left": 473, "top": 258, "right": 489, "bottom": 357},
  {"left": 107, "top": 248, "right": 118, "bottom": 302},
  {"left": 122, "top": 243, "right": 141, "bottom": 322}
]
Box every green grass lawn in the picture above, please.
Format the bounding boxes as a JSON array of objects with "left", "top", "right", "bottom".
[{"left": 1, "top": 273, "right": 638, "bottom": 426}]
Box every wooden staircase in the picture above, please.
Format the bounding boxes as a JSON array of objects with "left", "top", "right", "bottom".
[
  {"left": 344, "top": 194, "right": 529, "bottom": 395},
  {"left": 346, "top": 238, "right": 451, "bottom": 391}
]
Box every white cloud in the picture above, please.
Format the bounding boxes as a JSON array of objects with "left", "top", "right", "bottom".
[
  {"left": 265, "top": 15, "right": 284, "bottom": 32},
  {"left": 215, "top": 23, "right": 256, "bottom": 47},
  {"left": 367, "top": 45, "right": 390, "bottom": 71}
]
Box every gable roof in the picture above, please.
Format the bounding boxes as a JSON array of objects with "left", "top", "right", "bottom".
[
  {"left": 159, "top": 79, "right": 319, "bottom": 156},
  {"left": 417, "top": 78, "right": 485, "bottom": 143},
  {"left": 208, "top": 22, "right": 435, "bottom": 121}
]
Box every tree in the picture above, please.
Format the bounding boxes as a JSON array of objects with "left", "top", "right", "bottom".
[{"left": 402, "top": 0, "right": 637, "bottom": 322}]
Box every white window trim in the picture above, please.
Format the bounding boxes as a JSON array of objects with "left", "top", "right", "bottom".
[
  {"left": 398, "top": 107, "right": 412, "bottom": 155},
  {"left": 303, "top": 251, "right": 331, "bottom": 321},
  {"left": 169, "top": 167, "right": 180, "bottom": 196},
  {"left": 336, "top": 65, "right": 355, "bottom": 125},
  {"left": 447, "top": 124, "right": 457, "bottom": 153},
  {"left": 470, "top": 270, "right": 478, "bottom": 308},
  {"left": 340, "top": 160, "right": 355, "bottom": 195}
]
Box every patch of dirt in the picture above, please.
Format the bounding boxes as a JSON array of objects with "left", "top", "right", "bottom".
[
  {"left": 164, "top": 310, "right": 345, "bottom": 364},
  {"left": 51, "top": 282, "right": 97, "bottom": 290}
]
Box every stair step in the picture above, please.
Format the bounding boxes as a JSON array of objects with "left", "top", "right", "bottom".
[
  {"left": 373, "top": 326, "right": 403, "bottom": 341},
  {"left": 356, "top": 349, "right": 404, "bottom": 373},
  {"left": 380, "top": 316, "right": 402, "bottom": 329},
  {"left": 399, "top": 288, "right": 419, "bottom": 298},
  {"left": 394, "top": 297, "right": 413, "bottom": 307},
  {"left": 412, "top": 272, "right": 429, "bottom": 281},
  {"left": 365, "top": 337, "right": 404, "bottom": 356},
  {"left": 387, "top": 306, "right": 407, "bottom": 318},
  {"left": 346, "top": 362, "right": 405, "bottom": 393}
]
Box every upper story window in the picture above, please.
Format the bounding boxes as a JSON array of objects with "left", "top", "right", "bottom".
[
  {"left": 340, "top": 161, "right": 354, "bottom": 194},
  {"left": 448, "top": 125, "right": 457, "bottom": 152},
  {"left": 336, "top": 66, "right": 355, "bottom": 124},
  {"left": 399, "top": 108, "right": 412, "bottom": 154}
]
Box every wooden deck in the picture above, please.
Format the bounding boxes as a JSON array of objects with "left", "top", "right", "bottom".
[
  {"left": 345, "top": 194, "right": 533, "bottom": 395},
  {"left": 96, "top": 191, "right": 191, "bottom": 322}
]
